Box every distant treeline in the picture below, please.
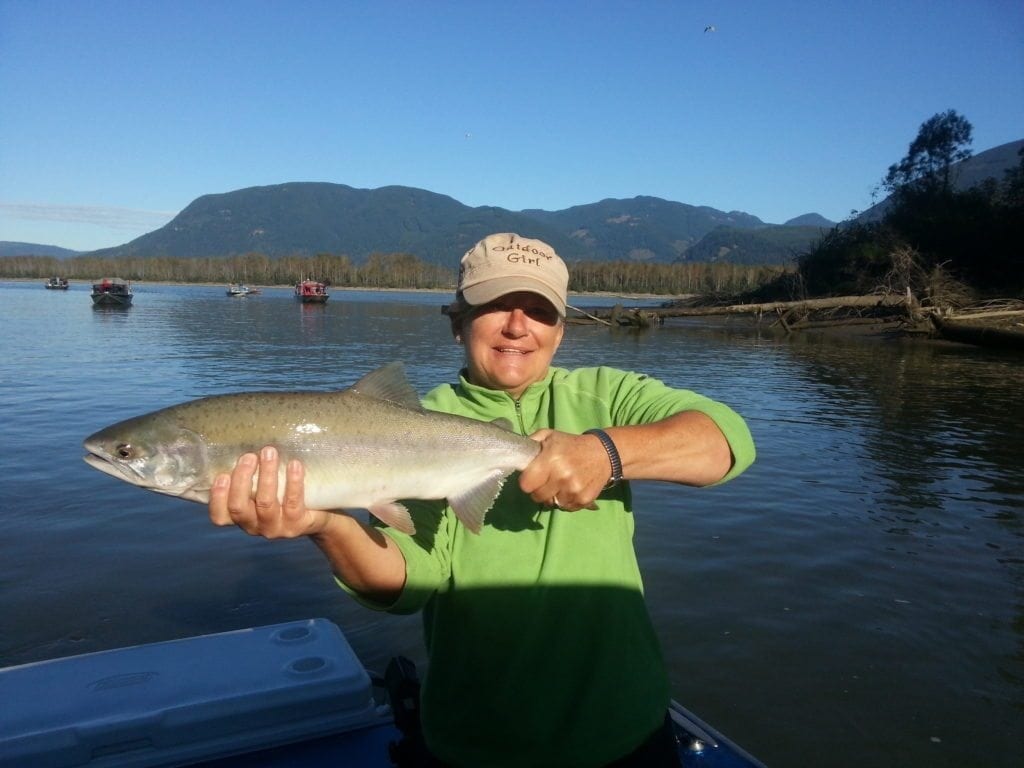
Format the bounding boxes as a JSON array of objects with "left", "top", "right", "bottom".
[{"left": 1, "top": 251, "right": 787, "bottom": 296}]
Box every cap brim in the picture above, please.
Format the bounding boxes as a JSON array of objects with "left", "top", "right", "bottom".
[{"left": 461, "top": 277, "right": 566, "bottom": 317}]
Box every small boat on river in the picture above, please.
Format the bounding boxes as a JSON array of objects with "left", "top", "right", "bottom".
[
  {"left": 295, "top": 279, "right": 329, "bottom": 303},
  {"left": 44, "top": 276, "right": 69, "bottom": 290},
  {"left": 0, "top": 618, "right": 765, "bottom": 768},
  {"left": 90, "top": 277, "right": 133, "bottom": 307},
  {"left": 226, "top": 283, "right": 252, "bottom": 297}
]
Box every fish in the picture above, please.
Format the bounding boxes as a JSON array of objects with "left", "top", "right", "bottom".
[{"left": 82, "top": 362, "right": 541, "bottom": 534}]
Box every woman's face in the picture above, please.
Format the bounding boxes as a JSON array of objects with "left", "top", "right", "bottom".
[{"left": 461, "top": 291, "right": 564, "bottom": 399}]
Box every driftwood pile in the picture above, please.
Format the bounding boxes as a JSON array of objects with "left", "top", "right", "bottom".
[
  {"left": 568, "top": 294, "right": 1024, "bottom": 350},
  {"left": 928, "top": 301, "right": 1024, "bottom": 349},
  {"left": 570, "top": 294, "right": 911, "bottom": 330}
]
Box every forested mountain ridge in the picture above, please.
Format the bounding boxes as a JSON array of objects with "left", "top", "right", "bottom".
[
  {"left": 0, "top": 241, "right": 81, "bottom": 258},
  {"left": 8, "top": 137, "right": 1020, "bottom": 267},
  {"left": 72, "top": 184, "right": 832, "bottom": 266}
]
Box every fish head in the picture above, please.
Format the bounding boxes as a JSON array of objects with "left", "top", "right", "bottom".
[{"left": 83, "top": 413, "right": 209, "bottom": 498}]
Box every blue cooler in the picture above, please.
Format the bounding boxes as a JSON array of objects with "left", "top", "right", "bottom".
[{"left": 0, "top": 619, "right": 388, "bottom": 768}]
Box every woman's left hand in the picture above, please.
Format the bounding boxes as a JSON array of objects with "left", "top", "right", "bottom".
[{"left": 518, "top": 430, "right": 609, "bottom": 511}]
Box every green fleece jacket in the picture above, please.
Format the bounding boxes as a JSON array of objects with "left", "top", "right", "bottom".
[{"left": 347, "top": 366, "right": 755, "bottom": 767}]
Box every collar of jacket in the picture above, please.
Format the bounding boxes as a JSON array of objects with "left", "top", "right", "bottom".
[{"left": 454, "top": 366, "right": 561, "bottom": 408}]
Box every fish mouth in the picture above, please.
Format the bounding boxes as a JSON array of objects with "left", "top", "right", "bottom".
[
  {"left": 83, "top": 451, "right": 140, "bottom": 484},
  {"left": 82, "top": 441, "right": 151, "bottom": 487}
]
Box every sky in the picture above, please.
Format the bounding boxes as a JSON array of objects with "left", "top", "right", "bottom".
[{"left": 1, "top": 1, "right": 1022, "bottom": 252}]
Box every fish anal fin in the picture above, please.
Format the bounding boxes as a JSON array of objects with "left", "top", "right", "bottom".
[
  {"left": 369, "top": 500, "right": 417, "bottom": 535},
  {"left": 449, "top": 470, "right": 508, "bottom": 534},
  {"left": 350, "top": 362, "right": 422, "bottom": 410}
]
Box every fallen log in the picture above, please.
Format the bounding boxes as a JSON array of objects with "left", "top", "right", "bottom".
[
  {"left": 786, "top": 316, "right": 901, "bottom": 330},
  {"left": 573, "top": 294, "right": 908, "bottom": 326},
  {"left": 565, "top": 304, "right": 612, "bottom": 326},
  {"left": 569, "top": 303, "right": 663, "bottom": 328},
  {"left": 930, "top": 315, "right": 1024, "bottom": 350},
  {"left": 654, "top": 294, "right": 907, "bottom": 318},
  {"left": 941, "top": 308, "right": 1024, "bottom": 322}
]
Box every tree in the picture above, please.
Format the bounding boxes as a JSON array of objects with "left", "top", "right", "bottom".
[
  {"left": 881, "top": 110, "right": 973, "bottom": 196},
  {"left": 998, "top": 147, "right": 1024, "bottom": 208}
]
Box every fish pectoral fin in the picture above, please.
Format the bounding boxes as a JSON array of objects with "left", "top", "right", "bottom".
[
  {"left": 448, "top": 471, "right": 508, "bottom": 535},
  {"left": 368, "top": 501, "right": 417, "bottom": 535},
  {"left": 178, "top": 487, "right": 211, "bottom": 504}
]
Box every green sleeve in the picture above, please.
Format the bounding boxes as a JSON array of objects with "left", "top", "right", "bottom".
[
  {"left": 595, "top": 367, "right": 756, "bottom": 483},
  {"left": 618, "top": 370, "right": 757, "bottom": 483},
  {"left": 334, "top": 499, "right": 454, "bottom": 614}
]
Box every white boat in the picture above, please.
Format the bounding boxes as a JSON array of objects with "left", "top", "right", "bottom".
[
  {"left": 226, "top": 283, "right": 251, "bottom": 297},
  {"left": 44, "top": 276, "right": 69, "bottom": 290}
]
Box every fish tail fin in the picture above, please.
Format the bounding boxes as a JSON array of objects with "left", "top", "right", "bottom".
[
  {"left": 448, "top": 470, "right": 508, "bottom": 534},
  {"left": 369, "top": 501, "right": 417, "bottom": 535}
]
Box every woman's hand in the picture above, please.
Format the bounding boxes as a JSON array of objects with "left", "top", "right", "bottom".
[
  {"left": 208, "top": 446, "right": 331, "bottom": 538},
  {"left": 517, "top": 412, "right": 734, "bottom": 511},
  {"left": 207, "top": 446, "right": 407, "bottom": 602},
  {"left": 518, "top": 430, "right": 609, "bottom": 511}
]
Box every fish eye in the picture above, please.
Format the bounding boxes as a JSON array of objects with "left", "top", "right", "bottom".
[{"left": 116, "top": 444, "right": 133, "bottom": 459}]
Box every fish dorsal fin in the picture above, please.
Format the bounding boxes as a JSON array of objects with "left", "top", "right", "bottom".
[
  {"left": 490, "top": 417, "right": 516, "bottom": 432},
  {"left": 351, "top": 362, "right": 422, "bottom": 409}
]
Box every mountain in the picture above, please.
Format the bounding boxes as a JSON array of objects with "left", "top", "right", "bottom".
[
  {"left": 86, "top": 183, "right": 586, "bottom": 264},
  {"left": 13, "top": 139, "right": 1019, "bottom": 267},
  {"left": 83, "top": 185, "right": 825, "bottom": 266},
  {"left": 683, "top": 225, "right": 831, "bottom": 265},
  {"left": 855, "top": 138, "right": 1024, "bottom": 223},
  {"left": 0, "top": 241, "right": 82, "bottom": 258},
  {"left": 520, "top": 196, "right": 770, "bottom": 262},
  {"left": 783, "top": 213, "right": 834, "bottom": 227}
]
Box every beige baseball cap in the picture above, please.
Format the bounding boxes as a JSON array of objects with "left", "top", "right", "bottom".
[{"left": 455, "top": 233, "right": 568, "bottom": 317}]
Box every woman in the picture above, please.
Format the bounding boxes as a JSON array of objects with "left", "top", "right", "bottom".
[{"left": 209, "top": 233, "right": 755, "bottom": 767}]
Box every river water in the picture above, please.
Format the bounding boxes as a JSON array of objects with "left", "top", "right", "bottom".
[{"left": 0, "top": 281, "right": 1021, "bottom": 767}]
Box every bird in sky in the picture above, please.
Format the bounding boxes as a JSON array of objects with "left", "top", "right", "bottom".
[{"left": 704, "top": 25, "right": 716, "bottom": 33}]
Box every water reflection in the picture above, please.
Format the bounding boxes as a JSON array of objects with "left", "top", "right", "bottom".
[{"left": 1, "top": 281, "right": 1022, "bottom": 768}]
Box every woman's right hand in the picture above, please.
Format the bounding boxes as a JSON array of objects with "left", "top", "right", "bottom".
[
  {"left": 208, "top": 445, "right": 408, "bottom": 603},
  {"left": 208, "top": 446, "right": 331, "bottom": 539}
]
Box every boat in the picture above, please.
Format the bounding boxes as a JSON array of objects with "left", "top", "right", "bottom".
[
  {"left": 91, "top": 277, "right": 134, "bottom": 307},
  {"left": 295, "top": 279, "right": 329, "bottom": 303},
  {"left": 0, "top": 618, "right": 764, "bottom": 768},
  {"left": 226, "top": 283, "right": 252, "bottom": 297},
  {"left": 44, "top": 276, "right": 69, "bottom": 290}
]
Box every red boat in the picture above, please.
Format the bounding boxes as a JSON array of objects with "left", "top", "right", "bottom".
[
  {"left": 91, "top": 277, "right": 133, "bottom": 307},
  {"left": 295, "top": 279, "right": 329, "bottom": 303}
]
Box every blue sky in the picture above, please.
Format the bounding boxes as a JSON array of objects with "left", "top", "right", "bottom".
[{"left": 1, "top": 0, "right": 1022, "bottom": 252}]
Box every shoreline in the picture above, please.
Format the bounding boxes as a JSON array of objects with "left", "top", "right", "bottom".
[
  {"left": 13, "top": 278, "right": 1019, "bottom": 348},
  {"left": 8, "top": 277, "right": 682, "bottom": 302}
]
